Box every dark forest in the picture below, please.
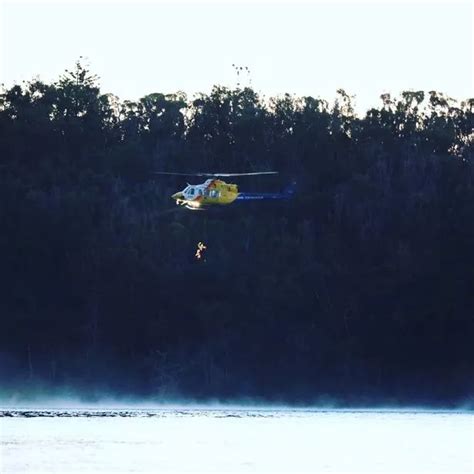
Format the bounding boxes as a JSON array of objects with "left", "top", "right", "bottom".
[{"left": 1, "top": 61, "right": 473, "bottom": 406}]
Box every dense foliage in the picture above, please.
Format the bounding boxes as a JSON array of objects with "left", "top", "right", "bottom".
[{"left": 1, "top": 61, "right": 473, "bottom": 406}]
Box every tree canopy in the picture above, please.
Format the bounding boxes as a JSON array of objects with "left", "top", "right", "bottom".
[{"left": 1, "top": 61, "right": 473, "bottom": 406}]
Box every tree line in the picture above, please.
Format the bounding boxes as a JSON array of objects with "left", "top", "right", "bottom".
[{"left": 0, "top": 60, "right": 473, "bottom": 405}]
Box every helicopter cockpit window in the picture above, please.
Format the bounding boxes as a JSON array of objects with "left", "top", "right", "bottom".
[{"left": 188, "top": 188, "right": 195, "bottom": 196}]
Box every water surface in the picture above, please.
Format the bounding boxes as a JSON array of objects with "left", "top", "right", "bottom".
[{"left": 1, "top": 408, "right": 472, "bottom": 472}]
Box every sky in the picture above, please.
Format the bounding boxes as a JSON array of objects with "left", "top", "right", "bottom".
[{"left": 0, "top": 0, "right": 472, "bottom": 113}]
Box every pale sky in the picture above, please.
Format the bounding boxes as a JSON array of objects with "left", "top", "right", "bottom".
[{"left": 0, "top": 0, "right": 472, "bottom": 113}]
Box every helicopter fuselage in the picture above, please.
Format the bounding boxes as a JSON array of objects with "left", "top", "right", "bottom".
[{"left": 172, "top": 179, "right": 239, "bottom": 209}]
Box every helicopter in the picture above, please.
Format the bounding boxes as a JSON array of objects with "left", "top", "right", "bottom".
[{"left": 155, "top": 171, "right": 295, "bottom": 210}]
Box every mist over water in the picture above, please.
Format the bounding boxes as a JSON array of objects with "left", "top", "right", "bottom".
[
  {"left": 1, "top": 390, "right": 472, "bottom": 471},
  {"left": 1, "top": 388, "right": 473, "bottom": 412},
  {"left": 2, "top": 389, "right": 472, "bottom": 472}
]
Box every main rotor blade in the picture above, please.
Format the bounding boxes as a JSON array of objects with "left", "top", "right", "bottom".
[
  {"left": 209, "top": 172, "right": 278, "bottom": 177},
  {"left": 154, "top": 171, "right": 278, "bottom": 177}
]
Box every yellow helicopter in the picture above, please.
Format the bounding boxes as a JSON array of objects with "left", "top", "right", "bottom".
[{"left": 156, "top": 172, "right": 295, "bottom": 210}]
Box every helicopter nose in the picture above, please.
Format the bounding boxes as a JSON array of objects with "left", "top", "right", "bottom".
[{"left": 172, "top": 192, "right": 184, "bottom": 201}]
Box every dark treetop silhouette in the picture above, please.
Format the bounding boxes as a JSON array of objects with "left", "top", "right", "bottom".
[{"left": 0, "top": 60, "right": 473, "bottom": 405}]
